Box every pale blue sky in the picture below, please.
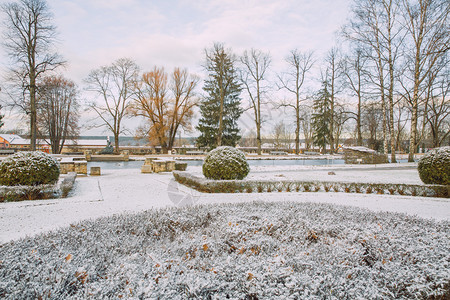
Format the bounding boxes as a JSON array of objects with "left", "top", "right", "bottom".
[{"left": 0, "top": 0, "right": 352, "bottom": 135}]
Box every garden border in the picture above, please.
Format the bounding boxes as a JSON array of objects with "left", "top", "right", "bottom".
[{"left": 173, "top": 171, "right": 449, "bottom": 198}]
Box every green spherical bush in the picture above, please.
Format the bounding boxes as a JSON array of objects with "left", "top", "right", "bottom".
[
  {"left": 202, "top": 146, "right": 250, "bottom": 180},
  {"left": 417, "top": 146, "right": 449, "bottom": 185},
  {"left": 0, "top": 151, "right": 60, "bottom": 186}
]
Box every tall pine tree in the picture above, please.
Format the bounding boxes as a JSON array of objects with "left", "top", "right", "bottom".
[
  {"left": 312, "top": 80, "right": 331, "bottom": 153},
  {"left": 196, "top": 43, "right": 243, "bottom": 150}
]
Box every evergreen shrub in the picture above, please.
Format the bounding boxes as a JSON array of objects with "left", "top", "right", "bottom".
[
  {"left": 0, "top": 151, "right": 60, "bottom": 186},
  {"left": 417, "top": 146, "right": 449, "bottom": 185},
  {"left": 202, "top": 146, "right": 249, "bottom": 180}
]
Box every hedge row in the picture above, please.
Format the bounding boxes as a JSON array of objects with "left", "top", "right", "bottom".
[
  {"left": 173, "top": 171, "right": 449, "bottom": 198},
  {"left": 0, "top": 172, "right": 77, "bottom": 202}
]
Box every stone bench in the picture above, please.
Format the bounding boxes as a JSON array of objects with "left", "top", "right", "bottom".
[{"left": 90, "top": 166, "right": 101, "bottom": 176}]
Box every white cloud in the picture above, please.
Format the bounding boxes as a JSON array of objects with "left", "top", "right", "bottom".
[{"left": 0, "top": 0, "right": 351, "bottom": 135}]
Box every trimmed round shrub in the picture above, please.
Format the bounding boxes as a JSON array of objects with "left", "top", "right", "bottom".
[
  {"left": 0, "top": 151, "right": 60, "bottom": 186},
  {"left": 417, "top": 146, "right": 449, "bottom": 185},
  {"left": 202, "top": 146, "right": 250, "bottom": 180}
]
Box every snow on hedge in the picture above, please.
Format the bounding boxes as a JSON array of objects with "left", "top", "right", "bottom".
[
  {"left": 203, "top": 146, "right": 250, "bottom": 180},
  {"left": 0, "top": 201, "right": 448, "bottom": 299},
  {"left": 0, "top": 151, "right": 60, "bottom": 186},
  {"left": 418, "top": 146, "right": 450, "bottom": 185}
]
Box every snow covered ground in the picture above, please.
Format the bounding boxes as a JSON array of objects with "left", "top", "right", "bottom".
[
  {"left": 189, "top": 163, "right": 422, "bottom": 184},
  {"left": 1, "top": 164, "right": 448, "bottom": 244},
  {"left": 1, "top": 201, "right": 448, "bottom": 299}
]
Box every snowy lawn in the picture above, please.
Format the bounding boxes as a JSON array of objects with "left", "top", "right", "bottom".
[
  {"left": 1, "top": 167, "right": 449, "bottom": 244},
  {"left": 0, "top": 201, "right": 448, "bottom": 299},
  {"left": 189, "top": 163, "right": 423, "bottom": 185}
]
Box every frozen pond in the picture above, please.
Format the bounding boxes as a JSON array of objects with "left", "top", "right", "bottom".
[
  {"left": 87, "top": 159, "right": 346, "bottom": 169},
  {"left": 87, "top": 158, "right": 413, "bottom": 169}
]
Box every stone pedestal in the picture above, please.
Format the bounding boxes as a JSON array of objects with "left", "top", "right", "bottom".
[
  {"left": 90, "top": 166, "right": 101, "bottom": 176},
  {"left": 165, "top": 160, "right": 176, "bottom": 172},
  {"left": 84, "top": 150, "right": 92, "bottom": 162},
  {"left": 141, "top": 165, "right": 153, "bottom": 173},
  {"left": 152, "top": 160, "right": 167, "bottom": 173},
  {"left": 74, "top": 161, "right": 87, "bottom": 175},
  {"left": 122, "top": 150, "right": 129, "bottom": 161},
  {"left": 144, "top": 157, "right": 157, "bottom": 165}
]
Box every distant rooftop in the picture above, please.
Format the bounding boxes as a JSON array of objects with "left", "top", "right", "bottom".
[{"left": 0, "top": 134, "right": 30, "bottom": 145}]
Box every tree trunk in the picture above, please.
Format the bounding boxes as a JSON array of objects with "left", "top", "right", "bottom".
[
  {"left": 388, "top": 64, "right": 396, "bottom": 162},
  {"left": 408, "top": 88, "right": 419, "bottom": 162},
  {"left": 114, "top": 134, "right": 120, "bottom": 154},
  {"left": 387, "top": 9, "right": 397, "bottom": 163},
  {"left": 295, "top": 106, "right": 300, "bottom": 155},
  {"left": 30, "top": 74, "right": 37, "bottom": 151},
  {"left": 329, "top": 87, "right": 335, "bottom": 154},
  {"left": 256, "top": 78, "right": 262, "bottom": 155},
  {"left": 357, "top": 91, "right": 362, "bottom": 146},
  {"left": 256, "top": 122, "right": 261, "bottom": 155}
]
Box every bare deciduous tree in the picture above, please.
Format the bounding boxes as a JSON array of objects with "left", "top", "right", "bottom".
[
  {"left": 37, "top": 75, "right": 79, "bottom": 154},
  {"left": 1, "top": 0, "right": 65, "bottom": 150},
  {"left": 272, "top": 121, "right": 292, "bottom": 150},
  {"left": 300, "top": 105, "right": 314, "bottom": 150},
  {"left": 131, "top": 67, "right": 198, "bottom": 153},
  {"left": 343, "top": 0, "right": 403, "bottom": 161},
  {"left": 240, "top": 48, "right": 271, "bottom": 155},
  {"left": 362, "top": 101, "right": 384, "bottom": 151},
  {"left": 167, "top": 68, "right": 199, "bottom": 151},
  {"left": 341, "top": 48, "right": 367, "bottom": 146},
  {"left": 85, "top": 58, "right": 139, "bottom": 154},
  {"left": 425, "top": 59, "right": 449, "bottom": 147},
  {"left": 323, "top": 47, "right": 343, "bottom": 153},
  {"left": 277, "top": 50, "right": 314, "bottom": 155},
  {"left": 400, "top": 0, "right": 449, "bottom": 161}
]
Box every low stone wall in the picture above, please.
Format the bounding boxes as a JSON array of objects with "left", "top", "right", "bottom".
[
  {"left": 343, "top": 148, "right": 388, "bottom": 164},
  {"left": 60, "top": 161, "right": 75, "bottom": 174},
  {"left": 84, "top": 150, "right": 130, "bottom": 162},
  {"left": 141, "top": 158, "right": 178, "bottom": 173},
  {"left": 60, "top": 158, "right": 87, "bottom": 175}
]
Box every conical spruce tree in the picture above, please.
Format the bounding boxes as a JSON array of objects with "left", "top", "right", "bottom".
[
  {"left": 196, "top": 43, "right": 243, "bottom": 150},
  {"left": 312, "top": 81, "right": 331, "bottom": 153}
]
